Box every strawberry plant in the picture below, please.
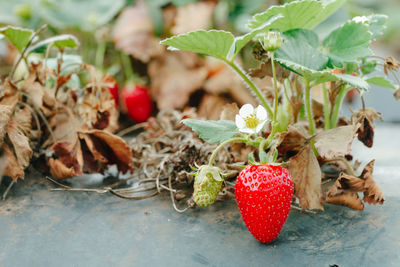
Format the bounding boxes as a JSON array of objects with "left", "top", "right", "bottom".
[{"left": 161, "top": 0, "right": 398, "bottom": 242}]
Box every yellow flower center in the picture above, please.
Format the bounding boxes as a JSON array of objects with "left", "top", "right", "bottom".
[{"left": 245, "top": 114, "right": 259, "bottom": 129}]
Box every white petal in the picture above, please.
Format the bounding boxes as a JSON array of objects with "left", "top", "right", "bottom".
[
  {"left": 255, "top": 120, "right": 267, "bottom": 133},
  {"left": 239, "top": 127, "right": 256, "bottom": 134},
  {"left": 239, "top": 104, "right": 254, "bottom": 118},
  {"left": 256, "top": 105, "right": 267, "bottom": 120},
  {"left": 235, "top": 115, "right": 246, "bottom": 129}
]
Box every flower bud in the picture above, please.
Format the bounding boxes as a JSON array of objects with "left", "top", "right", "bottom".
[{"left": 262, "top": 31, "right": 282, "bottom": 52}]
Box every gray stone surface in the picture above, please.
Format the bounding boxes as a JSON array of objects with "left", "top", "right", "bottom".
[{"left": 0, "top": 124, "right": 399, "bottom": 267}]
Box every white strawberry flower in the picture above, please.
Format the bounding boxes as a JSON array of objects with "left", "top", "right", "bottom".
[{"left": 235, "top": 104, "right": 268, "bottom": 134}]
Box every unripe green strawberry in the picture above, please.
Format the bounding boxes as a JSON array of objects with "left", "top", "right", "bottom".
[
  {"left": 193, "top": 165, "right": 223, "bottom": 207},
  {"left": 235, "top": 164, "right": 293, "bottom": 243}
]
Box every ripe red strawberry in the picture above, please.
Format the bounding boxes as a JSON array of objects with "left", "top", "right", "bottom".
[
  {"left": 122, "top": 84, "right": 153, "bottom": 123},
  {"left": 235, "top": 164, "right": 293, "bottom": 243},
  {"left": 104, "top": 76, "right": 119, "bottom": 106}
]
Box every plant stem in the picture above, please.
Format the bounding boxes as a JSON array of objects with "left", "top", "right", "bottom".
[
  {"left": 304, "top": 79, "right": 315, "bottom": 135},
  {"left": 10, "top": 24, "right": 47, "bottom": 81},
  {"left": 270, "top": 52, "right": 279, "bottom": 124},
  {"left": 95, "top": 42, "right": 106, "bottom": 70},
  {"left": 322, "top": 83, "right": 331, "bottom": 130},
  {"left": 120, "top": 52, "right": 135, "bottom": 82},
  {"left": 208, "top": 137, "right": 247, "bottom": 166},
  {"left": 225, "top": 60, "right": 273, "bottom": 118},
  {"left": 330, "top": 85, "right": 348, "bottom": 128}
]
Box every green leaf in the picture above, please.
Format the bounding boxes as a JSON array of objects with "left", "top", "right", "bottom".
[
  {"left": 365, "top": 14, "right": 388, "bottom": 40},
  {"left": 275, "top": 29, "right": 328, "bottom": 71},
  {"left": 0, "top": 26, "right": 33, "bottom": 52},
  {"left": 275, "top": 57, "right": 369, "bottom": 90},
  {"left": 322, "top": 20, "right": 372, "bottom": 66},
  {"left": 247, "top": 0, "right": 345, "bottom": 32},
  {"left": 28, "top": 34, "right": 80, "bottom": 53},
  {"left": 182, "top": 119, "right": 239, "bottom": 144},
  {"left": 161, "top": 30, "right": 235, "bottom": 60},
  {"left": 333, "top": 73, "right": 369, "bottom": 91},
  {"left": 366, "top": 76, "right": 396, "bottom": 90}
]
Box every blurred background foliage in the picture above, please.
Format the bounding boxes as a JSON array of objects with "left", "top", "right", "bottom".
[
  {"left": 1, "top": 0, "right": 399, "bottom": 63},
  {"left": 0, "top": 0, "right": 398, "bottom": 120}
]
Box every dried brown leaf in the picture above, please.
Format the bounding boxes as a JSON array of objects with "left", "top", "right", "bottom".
[
  {"left": 351, "top": 108, "right": 383, "bottom": 147},
  {"left": 77, "top": 79, "right": 119, "bottom": 133},
  {"left": 360, "top": 160, "right": 385, "bottom": 205},
  {"left": 314, "top": 125, "right": 357, "bottom": 159},
  {"left": 6, "top": 109, "right": 33, "bottom": 172},
  {"left": 384, "top": 56, "right": 400, "bottom": 75},
  {"left": 288, "top": 142, "right": 323, "bottom": 210},
  {"left": 48, "top": 139, "right": 83, "bottom": 179},
  {"left": 277, "top": 125, "right": 308, "bottom": 157},
  {"left": 112, "top": 0, "right": 163, "bottom": 63},
  {"left": 2, "top": 144, "right": 25, "bottom": 181},
  {"left": 393, "top": 88, "right": 400, "bottom": 100},
  {"left": 325, "top": 192, "right": 364, "bottom": 210},
  {"left": 171, "top": 1, "right": 216, "bottom": 35},
  {"left": 0, "top": 99, "right": 16, "bottom": 146},
  {"left": 148, "top": 52, "right": 208, "bottom": 109},
  {"left": 82, "top": 130, "right": 134, "bottom": 174},
  {"left": 327, "top": 172, "right": 365, "bottom": 197},
  {"left": 326, "top": 160, "right": 384, "bottom": 208}
]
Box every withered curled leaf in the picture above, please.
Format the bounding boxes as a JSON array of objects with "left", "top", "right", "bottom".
[
  {"left": 287, "top": 142, "right": 323, "bottom": 210},
  {"left": 326, "top": 160, "right": 384, "bottom": 209},
  {"left": 0, "top": 102, "right": 15, "bottom": 147},
  {"left": 393, "top": 88, "right": 400, "bottom": 100},
  {"left": 277, "top": 125, "right": 308, "bottom": 158},
  {"left": 384, "top": 56, "right": 400, "bottom": 75},
  {"left": 80, "top": 130, "right": 134, "bottom": 175},
  {"left": 6, "top": 108, "right": 33, "bottom": 173},
  {"left": 325, "top": 192, "right": 364, "bottom": 211},
  {"left": 361, "top": 160, "right": 385, "bottom": 205},
  {"left": 78, "top": 78, "right": 119, "bottom": 133},
  {"left": 351, "top": 108, "right": 383, "bottom": 147},
  {"left": 2, "top": 144, "right": 25, "bottom": 181},
  {"left": 45, "top": 109, "right": 133, "bottom": 179}
]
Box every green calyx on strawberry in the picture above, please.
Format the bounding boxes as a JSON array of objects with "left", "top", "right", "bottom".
[
  {"left": 193, "top": 165, "right": 223, "bottom": 207},
  {"left": 235, "top": 164, "right": 293, "bottom": 243},
  {"left": 122, "top": 83, "right": 153, "bottom": 123}
]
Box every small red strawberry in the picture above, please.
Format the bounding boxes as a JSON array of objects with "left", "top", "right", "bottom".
[
  {"left": 235, "top": 164, "right": 293, "bottom": 243},
  {"left": 122, "top": 84, "right": 153, "bottom": 123},
  {"left": 104, "top": 76, "right": 119, "bottom": 106}
]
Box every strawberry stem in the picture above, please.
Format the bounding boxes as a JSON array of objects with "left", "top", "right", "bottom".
[
  {"left": 224, "top": 59, "right": 273, "bottom": 118},
  {"left": 120, "top": 52, "right": 138, "bottom": 83},
  {"left": 330, "top": 85, "right": 349, "bottom": 128},
  {"left": 270, "top": 52, "right": 279, "bottom": 125},
  {"left": 95, "top": 42, "right": 106, "bottom": 70},
  {"left": 304, "top": 79, "right": 315, "bottom": 135},
  {"left": 322, "top": 82, "right": 331, "bottom": 130},
  {"left": 208, "top": 137, "right": 247, "bottom": 166}
]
